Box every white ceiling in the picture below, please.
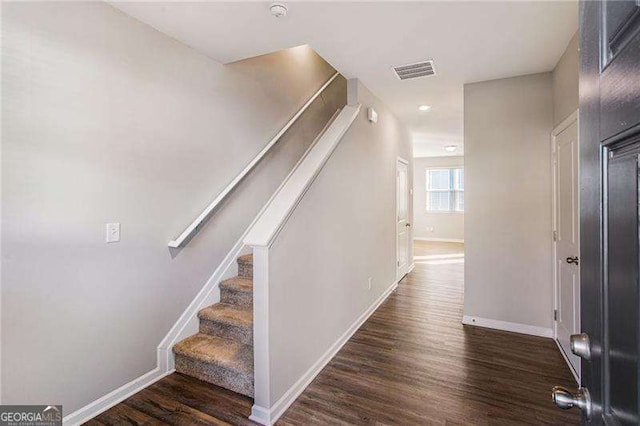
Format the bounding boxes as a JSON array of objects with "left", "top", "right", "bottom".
[{"left": 112, "top": 1, "right": 578, "bottom": 158}]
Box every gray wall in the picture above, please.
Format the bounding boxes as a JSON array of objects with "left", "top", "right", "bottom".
[
  {"left": 267, "top": 81, "right": 413, "bottom": 404},
  {"left": 1, "top": 2, "right": 345, "bottom": 412},
  {"left": 464, "top": 73, "right": 553, "bottom": 329},
  {"left": 413, "top": 156, "right": 464, "bottom": 241},
  {"left": 552, "top": 32, "right": 579, "bottom": 127}
]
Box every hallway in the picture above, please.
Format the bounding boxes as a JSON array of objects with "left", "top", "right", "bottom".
[
  {"left": 280, "top": 241, "right": 579, "bottom": 424},
  {"left": 87, "top": 242, "right": 579, "bottom": 425}
]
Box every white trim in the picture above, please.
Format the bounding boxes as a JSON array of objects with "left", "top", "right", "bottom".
[
  {"left": 425, "top": 166, "right": 464, "bottom": 214},
  {"left": 551, "top": 108, "right": 581, "bottom": 383},
  {"left": 462, "top": 315, "right": 553, "bottom": 338},
  {"left": 551, "top": 124, "right": 558, "bottom": 343},
  {"left": 244, "top": 105, "right": 361, "bottom": 247},
  {"left": 63, "top": 244, "right": 239, "bottom": 424},
  {"left": 250, "top": 280, "right": 399, "bottom": 425},
  {"left": 63, "top": 368, "right": 174, "bottom": 425},
  {"left": 157, "top": 239, "right": 243, "bottom": 371},
  {"left": 248, "top": 105, "right": 364, "bottom": 421},
  {"left": 168, "top": 72, "right": 340, "bottom": 248},
  {"left": 156, "top": 109, "right": 343, "bottom": 372},
  {"left": 251, "top": 246, "right": 271, "bottom": 421},
  {"left": 414, "top": 237, "right": 464, "bottom": 243},
  {"left": 554, "top": 337, "right": 580, "bottom": 384},
  {"left": 64, "top": 108, "right": 345, "bottom": 424},
  {"left": 552, "top": 110, "right": 579, "bottom": 137},
  {"left": 408, "top": 263, "right": 416, "bottom": 274},
  {"left": 396, "top": 156, "right": 410, "bottom": 281}
]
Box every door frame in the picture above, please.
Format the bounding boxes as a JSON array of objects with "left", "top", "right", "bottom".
[
  {"left": 396, "top": 156, "right": 411, "bottom": 280},
  {"left": 551, "top": 109, "right": 580, "bottom": 383}
]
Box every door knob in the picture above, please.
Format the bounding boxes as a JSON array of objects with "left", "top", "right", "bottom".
[
  {"left": 552, "top": 386, "right": 592, "bottom": 420},
  {"left": 566, "top": 256, "right": 579, "bottom": 265},
  {"left": 570, "top": 333, "right": 591, "bottom": 360}
]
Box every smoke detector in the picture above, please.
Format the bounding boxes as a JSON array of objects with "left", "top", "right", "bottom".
[{"left": 270, "top": 3, "right": 288, "bottom": 18}]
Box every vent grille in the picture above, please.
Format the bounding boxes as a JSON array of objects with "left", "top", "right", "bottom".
[{"left": 393, "top": 60, "right": 436, "bottom": 80}]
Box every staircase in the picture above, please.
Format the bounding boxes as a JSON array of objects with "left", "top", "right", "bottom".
[{"left": 173, "top": 253, "right": 254, "bottom": 397}]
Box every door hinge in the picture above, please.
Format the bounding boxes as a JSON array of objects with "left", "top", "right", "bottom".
[
  {"left": 554, "top": 309, "right": 558, "bottom": 321},
  {"left": 553, "top": 230, "right": 558, "bottom": 242}
]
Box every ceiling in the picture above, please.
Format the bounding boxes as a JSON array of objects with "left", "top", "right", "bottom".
[{"left": 112, "top": 1, "right": 578, "bottom": 158}]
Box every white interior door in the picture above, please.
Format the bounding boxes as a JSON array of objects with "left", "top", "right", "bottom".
[
  {"left": 397, "top": 159, "right": 409, "bottom": 279},
  {"left": 553, "top": 116, "right": 580, "bottom": 381}
]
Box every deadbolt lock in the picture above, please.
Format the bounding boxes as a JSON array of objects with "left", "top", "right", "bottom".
[{"left": 570, "top": 333, "right": 591, "bottom": 360}]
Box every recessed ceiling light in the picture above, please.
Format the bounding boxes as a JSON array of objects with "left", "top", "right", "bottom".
[
  {"left": 444, "top": 145, "right": 457, "bottom": 152},
  {"left": 419, "top": 105, "right": 431, "bottom": 112}
]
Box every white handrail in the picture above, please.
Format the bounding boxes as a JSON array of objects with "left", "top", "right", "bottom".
[{"left": 168, "top": 72, "right": 340, "bottom": 248}]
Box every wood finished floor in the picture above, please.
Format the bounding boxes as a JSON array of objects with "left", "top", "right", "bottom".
[{"left": 87, "top": 241, "right": 579, "bottom": 425}]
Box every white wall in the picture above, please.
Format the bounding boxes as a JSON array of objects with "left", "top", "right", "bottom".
[
  {"left": 266, "top": 80, "right": 412, "bottom": 406},
  {"left": 413, "top": 156, "right": 464, "bottom": 241},
  {"left": 552, "top": 32, "right": 579, "bottom": 127},
  {"left": 464, "top": 73, "right": 553, "bottom": 331},
  {"left": 1, "top": 2, "right": 344, "bottom": 412}
]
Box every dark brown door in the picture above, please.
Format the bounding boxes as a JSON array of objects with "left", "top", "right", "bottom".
[{"left": 552, "top": 0, "right": 640, "bottom": 424}]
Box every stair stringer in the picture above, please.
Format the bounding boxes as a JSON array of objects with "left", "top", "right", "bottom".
[
  {"left": 245, "top": 104, "right": 362, "bottom": 425},
  {"left": 157, "top": 240, "right": 247, "bottom": 372},
  {"left": 157, "top": 108, "right": 343, "bottom": 373}
]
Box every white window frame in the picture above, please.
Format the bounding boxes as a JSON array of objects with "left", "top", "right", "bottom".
[{"left": 426, "top": 167, "right": 464, "bottom": 213}]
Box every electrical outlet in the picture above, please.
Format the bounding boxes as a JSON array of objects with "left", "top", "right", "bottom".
[
  {"left": 368, "top": 277, "right": 372, "bottom": 290},
  {"left": 106, "top": 223, "right": 120, "bottom": 243}
]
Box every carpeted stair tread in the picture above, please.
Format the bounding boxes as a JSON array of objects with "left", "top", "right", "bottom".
[
  {"left": 198, "top": 303, "right": 253, "bottom": 344},
  {"left": 198, "top": 303, "right": 252, "bottom": 326},
  {"left": 219, "top": 277, "right": 253, "bottom": 308},
  {"left": 219, "top": 277, "right": 253, "bottom": 294},
  {"left": 237, "top": 254, "right": 253, "bottom": 279},
  {"left": 173, "top": 333, "right": 253, "bottom": 376},
  {"left": 172, "top": 251, "right": 255, "bottom": 397}
]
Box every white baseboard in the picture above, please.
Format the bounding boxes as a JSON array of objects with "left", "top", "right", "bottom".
[
  {"left": 408, "top": 263, "right": 415, "bottom": 274},
  {"left": 462, "top": 315, "right": 553, "bottom": 338},
  {"left": 249, "top": 279, "right": 399, "bottom": 425},
  {"left": 61, "top": 91, "right": 353, "bottom": 426},
  {"left": 63, "top": 368, "right": 174, "bottom": 425},
  {"left": 414, "top": 237, "right": 464, "bottom": 243},
  {"left": 64, "top": 214, "right": 250, "bottom": 425}
]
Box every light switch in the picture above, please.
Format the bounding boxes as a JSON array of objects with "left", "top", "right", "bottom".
[{"left": 106, "top": 223, "right": 120, "bottom": 243}]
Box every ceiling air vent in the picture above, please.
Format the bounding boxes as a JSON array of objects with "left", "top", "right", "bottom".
[{"left": 392, "top": 60, "right": 436, "bottom": 80}]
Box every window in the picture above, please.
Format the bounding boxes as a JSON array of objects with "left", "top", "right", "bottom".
[{"left": 426, "top": 168, "right": 464, "bottom": 212}]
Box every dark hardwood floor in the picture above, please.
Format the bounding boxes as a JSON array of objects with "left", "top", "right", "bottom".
[{"left": 87, "top": 241, "right": 579, "bottom": 425}]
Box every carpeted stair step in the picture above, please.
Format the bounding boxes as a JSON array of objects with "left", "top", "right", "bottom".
[
  {"left": 198, "top": 303, "right": 252, "bottom": 345},
  {"left": 237, "top": 254, "right": 253, "bottom": 279},
  {"left": 220, "top": 277, "right": 253, "bottom": 308},
  {"left": 173, "top": 333, "right": 253, "bottom": 397}
]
